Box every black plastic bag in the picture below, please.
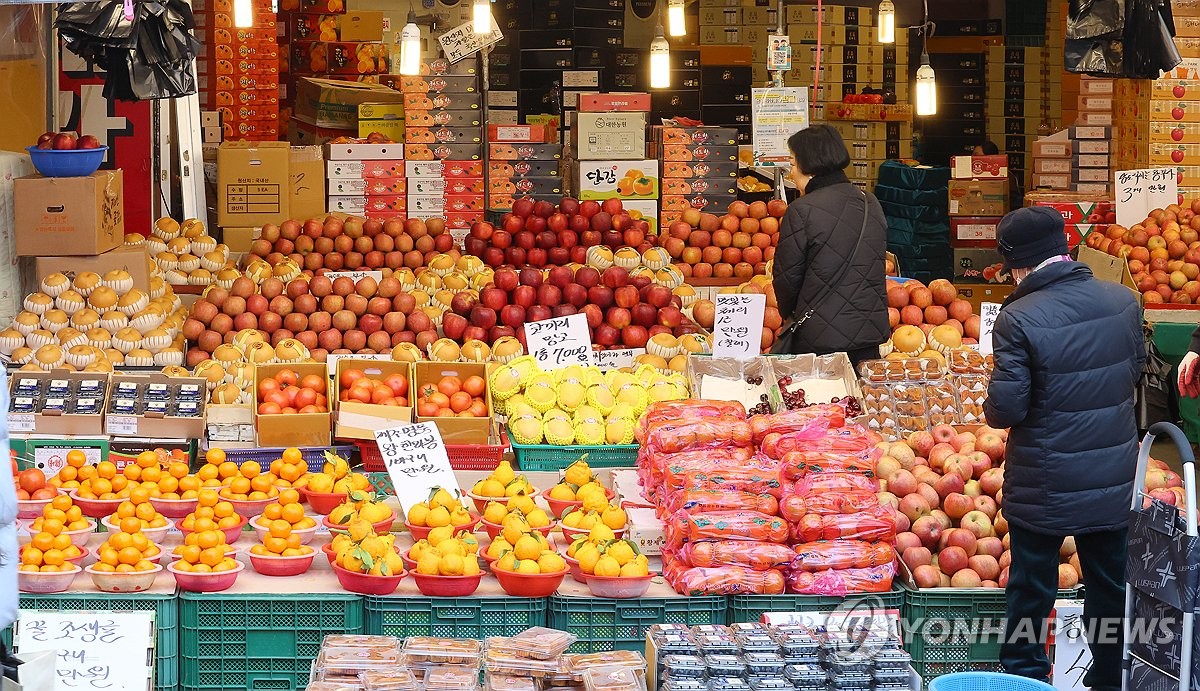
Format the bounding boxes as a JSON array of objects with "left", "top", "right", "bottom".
[
  {"left": 1137, "top": 326, "right": 1174, "bottom": 433},
  {"left": 1124, "top": 0, "right": 1181, "bottom": 79},
  {"left": 1065, "top": 37, "right": 1124, "bottom": 76},
  {"left": 1067, "top": 0, "right": 1124, "bottom": 39}
]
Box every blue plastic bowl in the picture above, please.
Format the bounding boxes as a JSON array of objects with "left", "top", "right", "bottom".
[
  {"left": 26, "top": 146, "right": 107, "bottom": 177},
  {"left": 928, "top": 672, "right": 1057, "bottom": 691}
]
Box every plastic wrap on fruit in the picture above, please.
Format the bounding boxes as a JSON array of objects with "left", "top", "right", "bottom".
[
  {"left": 672, "top": 460, "right": 784, "bottom": 500},
  {"left": 761, "top": 424, "right": 876, "bottom": 460},
  {"left": 791, "top": 472, "right": 879, "bottom": 497},
  {"left": 779, "top": 489, "right": 880, "bottom": 522},
  {"left": 786, "top": 564, "right": 895, "bottom": 595},
  {"left": 681, "top": 540, "right": 797, "bottom": 571},
  {"left": 791, "top": 505, "right": 897, "bottom": 543},
  {"left": 668, "top": 510, "right": 790, "bottom": 548},
  {"left": 637, "top": 399, "right": 747, "bottom": 442},
  {"left": 665, "top": 489, "right": 780, "bottom": 516},
  {"left": 670, "top": 565, "right": 787, "bottom": 595},
  {"left": 781, "top": 448, "right": 881, "bottom": 482},
  {"left": 749, "top": 404, "right": 846, "bottom": 443},
  {"left": 645, "top": 417, "right": 754, "bottom": 455},
  {"left": 791, "top": 540, "right": 896, "bottom": 572}
]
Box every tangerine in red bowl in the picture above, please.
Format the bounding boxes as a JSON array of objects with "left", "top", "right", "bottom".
[
  {"left": 492, "top": 566, "right": 567, "bottom": 597},
  {"left": 544, "top": 488, "right": 615, "bottom": 519},
  {"left": 331, "top": 562, "right": 405, "bottom": 595},
  {"left": 248, "top": 550, "right": 316, "bottom": 577},
  {"left": 299, "top": 488, "right": 348, "bottom": 515},
  {"left": 167, "top": 560, "right": 243, "bottom": 593},
  {"left": 404, "top": 514, "right": 480, "bottom": 541},
  {"left": 324, "top": 515, "right": 395, "bottom": 536},
  {"left": 410, "top": 571, "right": 483, "bottom": 597}
]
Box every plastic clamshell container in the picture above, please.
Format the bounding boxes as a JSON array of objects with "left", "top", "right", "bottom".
[
  {"left": 773, "top": 631, "right": 820, "bottom": 657},
  {"left": 315, "top": 646, "right": 405, "bottom": 677},
  {"left": 827, "top": 651, "right": 872, "bottom": 675},
  {"left": 870, "top": 649, "right": 912, "bottom": 670},
  {"left": 703, "top": 678, "right": 749, "bottom": 690},
  {"left": 736, "top": 634, "right": 780, "bottom": 654},
  {"left": 662, "top": 655, "right": 706, "bottom": 678},
  {"left": 703, "top": 654, "right": 746, "bottom": 678},
  {"left": 829, "top": 672, "right": 872, "bottom": 690},
  {"left": 484, "top": 673, "right": 538, "bottom": 691},
  {"left": 568, "top": 650, "right": 646, "bottom": 674},
  {"left": 662, "top": 681, "right": 706, "bottom": 691},
  {"left": 401, "top": 637, "right": 482, "bottom": 666},
  {"left": 581, "top": 665, "right": 647, "bottom": 691},
  {"left": 423, "top": 665, "right": 481, "bottom": 690},
  {"left": 483, "top": 648, "right": 562, "bottom": 678},
  {"left": 695, "top": 635, "right": 738, "bottom": 656},
  {"left": 304, "top": 683, "right": 365, "bottom": 691},
  {"left": 749, "top": 680, "right": 790, "bottom": 690},
  {"left": 730, "top": 622, "right": 769, "bottom": 634},
  {"left": 742, "top": 652, "right": 786, "bottom": 677},
  {"left": 322, "top": 635, "right": 402, "bottom": 649},
  {"left": 499, "top": 626, "right": 578, "bottom": 659},
  {"left": 359, "top": 668, "right": 421, "bottom": 691}
]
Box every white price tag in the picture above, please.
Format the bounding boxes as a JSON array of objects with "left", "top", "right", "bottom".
[
  {"left": 978, "top": 302, "right": 1002, "bottom": 355},
  {"left": 373, "top": 422, "right": 459, "bottom": 515},
  {"left": 8, "top": 413, "right": 34, "bottom": 433},
  {"left": 526, "top": 313, "right": 594, "bottom": 370},
  {"left": 325, "top": 270, "right": 384, "bottom": 283},
  {"left": 1115, "top": 167, "right": 1178, "bottom": 227},
  {"left": 438, "top": 16, "right": 504, "bottom": 64},
  {"left": 106, "top": 415, "right": 138, "bottom": 436},
  {"left": 326, "top": 352, "right": 392, "bottom": 376},
  {"left": 16, "top": 610, "right": 154, "bottom": 691},
  {"left": 713, "top": 294, "right": 767, "bottom": 359},
  {"left": 593, "top": 348, "right": 645, "bottom": 370}
]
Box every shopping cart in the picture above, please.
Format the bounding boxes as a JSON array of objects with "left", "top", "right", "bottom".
[{"left": 1122, "top": 421, "right": 1200, "bottom": 691}]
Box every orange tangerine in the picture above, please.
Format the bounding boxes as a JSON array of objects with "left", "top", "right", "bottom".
[
  {"left": 30, "top": 533, "right": 53, "bottom": 552},
  {"left": 41, "top": 518, "right": 64, "bottom": 535},
  {"left": 134, "top": 504, "right": 156, "bottom": 522},
  {"left": 21, "top": 548, "right": 42, "bottom": 565},
  {"left": 199, "top": 547, "right": 224, "bottom": 567},
  {"left": 123, "top": 464, "right": 142, "bottom": 481},
  {"left": 263, "top": 504, "right": 283, "bottom": 521},
  {"left": 98, "top": 547, "right": 119, "bottom": 566},
  {"left": 198, "top": 489, "right": 219, "bottom": 507},
  {"left": 51, "top": 534, "right": 71, "bottom": 551},
  {"left": 228, "top": 477, "right": 251, "bottom": 496},
  {"left": 58, "top": 467, "right": 78, "bottom": 482},
  {"left": 140, "top": 467, "right": 161, "bottom": 484},
  {"left": 66, "top": 450, "right": 87, "bottom": 468},
  {"left": 217, "top": 515, "right": 241, "bottom": 529},
  {"left": 206, "top": 448, "right": 226, "bottom": 465},
  {"left": 281, "top": 504, "right": 306, "bottom": 524},
  {"left": 281, "top": 448, "right": 303, "bottom": 464},
  {"left": 285, "top": 534, "right": 302, "bottom": 550},
  {"left": 96, "top": 461, "right": 117, "bottom": 479},
  {"left": 241, "top": 461, "right": 261, "bottom": 478},
  {"left": 91, "top": 478, "right": 112, "bottom": 496},
  {"left": 93, "top": 563, "right": 116, "bottom": 573},
  {"left": 43, "top": 549, "right": 65, "bottom": 566},
  {"left": 158, "top": 477, "right": 179, "bottom": 494},
  {"left": 178, "top": 544, "right": 201, "bottom": 564},
  {"left": 64, "top": 506, "right": 82, "bottom": 523},
  {"left": 50, "top": 494, "right": 73, "bottom": 511},
  {"left": 197, "top": 465, "right": 219, "bottom": 481},
  {"left": 264, "top": 536, "right": 288, "bottom": 554},
  {"left": 268, "top": 519, "right": 291, "bottom": 539},
  {"left": 217, "top": 461, "right": 239, "bottom": 479},
  {"left": 213, "top": 502, "right": 234, "bottom": 519},
  {"left": 249, "top": 475, "right": 273, "bottom": 493},
  {"left": 109, "top": 532, "right": 134, "bottom": 551},
  {"left": 130, "top": 532, "right": 150, "bottom": 551},
  {"left": 192, "top": 517, "right": 217, "bottom": 533},
  {"left": 196, "top": 531, "right": 221, "bottom": 550}
]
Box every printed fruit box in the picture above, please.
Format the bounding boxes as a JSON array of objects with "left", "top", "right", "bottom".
[{"left": 577, "top": 160, "right": 660, "bottom": 200}]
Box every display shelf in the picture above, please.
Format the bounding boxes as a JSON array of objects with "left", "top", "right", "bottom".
[
  {"left": 549, "top": 578, "right": 726, "bottom": 653},
  {"left": 511, "top": 442, "right": 638, "bottom": 471},
  {"left": 727, "top": 588, "right": 906, "bottom": 624}
]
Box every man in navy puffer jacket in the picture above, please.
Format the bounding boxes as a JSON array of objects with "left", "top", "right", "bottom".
[{"left": 985, "top": 206, "right": 1143, "bottom": 691}]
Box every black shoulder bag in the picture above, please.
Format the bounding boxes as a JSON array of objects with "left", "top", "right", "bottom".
[{"left": 770, "top": 191, "right": 871, "bottom": 355}]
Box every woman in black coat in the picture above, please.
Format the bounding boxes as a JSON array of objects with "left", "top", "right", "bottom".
[{"left": 772, "top": 125, "right": 889, "bottom": 367}]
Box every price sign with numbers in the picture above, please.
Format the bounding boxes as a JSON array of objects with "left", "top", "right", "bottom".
[
  {"left": 526, "top": 313, "right": 594, "bottom": 370},
  {"left": 713, "top": 294, "right": 766, "bottom": 359},
  {"left": 1115, "top": 167, "right": 1178, "bottom": 227},
  {"left": 438, "top": 17, "right": 504, "bottom": 64},
  {"left": 374, "top": 422, "right": 458, "bottom": 514},
  {"left": 325, "top": 270, "right": 384, "bottom": 283},
  {"left": 16, "top": 610, "right": 154, "bottom": 691},
  {"left": 978, "top": 302, "right": 1002, "bottom": 355},
  {"left": 592, "top": 348, "right": 645, "bottom": 370}
]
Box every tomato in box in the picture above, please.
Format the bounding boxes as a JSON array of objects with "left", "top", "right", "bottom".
[
  {"left": 255, "top": 363, "right": 332, "bottom": 448},
  {"left": 334, "top": 359, "right": 412, "bottom": 440},
  {"left": 411, "top": 361, "right": 492, "bottom": 445}
]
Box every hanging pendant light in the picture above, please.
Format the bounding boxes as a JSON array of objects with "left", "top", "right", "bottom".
[
  {"left": 474, "top": 0, "right": 491, "bottom": 35},
  {"left": 650, "top": 25, "right": 671, "bottom": 89},
  {"left": 399, "top": 12, "right": 422, "bottom": 76},
  {"left": 233, "top": 0, "right": 254, "bottom": 28},
  {"left": 915, "top": 53, "right": 937, "bottom": 116},
  {"left": 877, "top": 0, "right": 895, "bottom": 43},
  {"left": 668, "top": 0, "right": 686, "bottom": 37}
]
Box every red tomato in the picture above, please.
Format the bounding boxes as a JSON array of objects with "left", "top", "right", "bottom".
[
  {"left": 281, "top": 407, "right": 297, "bottom": 414},
  {"left": 301, "top": 374, "right": 326, "bottom": 394},
  {"left": 437, "top": 376, "right": 461, "bottom": 397},
  {"left": 436, "top": 408, "right": 455, "bottom": 417},
  {"left": 282, "top": 385, "right": 302, "bottom": 406},
  {"left": 275, "top": 368, "right": 299, "bottom": 387},
  {"left": 468, "top": 399, "right": 488, "bottom": 418},
  {"left": 383, "top": 374, "right": 408, "bottom": 398},
  {"left": 265, "top": 390, "right": 290, "bottom": 409},
  {"left": 428, "top": 392, "right": 450, "bottom": 409},
  {"left": 417, "top": 383, "right": 437, "bottom": 398},
  {"left": 294, "top": 388, "right": 318, "bottom": 408},
  {"left": 314, "top": 394, "right": 327, "bottom": 408},
  {"left": 462, "top": 375, "right": 485, "bottom": 398},
  {"left": 348, "top": 386, "right": 372, "bottom": 404},
  {"left": 258, "top": 378, "right": 280, "bottom": 397},
  {"left": 449, "top": 391, "right": 472, "bottom": 413},
  {"left": 257, "top": 402, "right": 282, "bottom": 415},
  {"left": 339, "top": 369, "right": 364, "bottom": 391},
  {"left": 417, "top": 400, "right": 439, "bottom": 417},
  {"left": 371, "top": 386, "right": 393, "bottom": 404},
  {"left": 298, "top": 405, "right": 322, "bottom": 414}
]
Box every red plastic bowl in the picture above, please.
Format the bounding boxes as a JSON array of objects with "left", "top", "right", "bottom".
[
  {"left": 67, "top": 491, "right": 123, "bottom": 519},
  {"left": 18, "top": 565, "right": 81, "bottom": 594},
  {"left": 223, "top": 495, "right": 276, "bottom": 519},
  {"left": 322, "top": 542, "right": 337, "bottom": 564},
  {"left": 248, "top": 550, "right": 316, "bottom": 577},
  {"left": 63, "top": 547, "right": 89, "bottom": 567},
  {"left": 404, "top": 514, "right": 480, "bottom": 541},
  {"left": 331, "top": 563, "right": 405, "bottom": 595},
  {"left": 324, "top": 515, "right": 395, "bottom": 536},
  {"left": 480, "top": 518, "right": 555, "bottom": 541},
  {"left": 492, "top": 567, "right": 568, "bottom": 597},
  {"left": 585, "top": 573, "right": 653, "bottom": 599},
  {"left": 563, "top": 554, "right": 587, "bottom": 584},
  {"left": 299, "top": 488, "right": 348, "bottom": 515},
  {"left": 545, "top": 488, "right": 615, "bottom": 519},
  {"left": 17, "top": 489, "right": 62, "bottom": 519},
  {"left": 411, "top": 571, "right": 483, "bottom": 597},
  {"left": 148, "top": 496, "right": 199, "bottom": 519},
  {"left": 167, "top": 560, "right": 243, "bottom": 593},
  {"left": 180, "top": 515, "right": 247, "bottom": 544}
]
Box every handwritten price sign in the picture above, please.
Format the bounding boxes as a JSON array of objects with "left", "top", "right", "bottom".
[
  {"left": 593, "top": 348, "right": 644, "bottom": 370},
  {"left": 374, "top": 422, "right": 458, "bottom": 514},
  {"left": 978, "top": 302, "right": 1002, "bottom": 355},
  {"left": 16, "top": 610, "right": 154, "bottom": 691},
  {"left": 439, "top": 17, "right": 503, "bottom": 64},
  {"left": 713, "top": 294, "right": 766, "bottom": 359},
  {"left": 325, "top": 270, "right": 384, "bottom": 283},
  {"left": 1115, "top": 167, "right": 1178, "bottom": 227},
  {"left": 526, "top": 313, "right": 594, "bottom": 370}
]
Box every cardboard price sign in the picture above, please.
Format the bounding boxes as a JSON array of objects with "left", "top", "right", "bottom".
[
  {"left": 16, "top": 610, "right": 154, "bottom": 691},
  {"left": 374, "top": 422, "right": 458, "bottom": 514},
  {"left": 526, "top": 313, "right": 594, "bottom": 369},
  {"left": 439, "top": 17, "right": 503, "bottom": 64},
  {"left": 1115, "top": 167, "right": 1178, "bottom": 227},
  {"left": 978, "top": 302, "right": 1002, "bottom": 355},
  {"left": 713, "top": 294, "right": 766, "bottom": 359}
]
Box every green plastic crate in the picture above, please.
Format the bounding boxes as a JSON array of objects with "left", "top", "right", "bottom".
[
  {"left": 364, "top": 596, "right": 546, "bottom": 639},
  {"left": 511, "top": 442, "right": 638, "bottom": 471},
  {"left": 728, "top": 588, "right": 906, "bottom": 624},
  {"left": 5, "top": 592, "right": 177, "bottom": 691},
  {"left": 549, "top": 594, "right": 727, "bottom": 654},
  {"left": 180, "top": 592, "right": 362, "bottom": 691},
  {"left": 901, "top": 585, "right": 1082, "bottom": 686}
]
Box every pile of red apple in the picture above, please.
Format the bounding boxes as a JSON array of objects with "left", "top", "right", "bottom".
[
  {"left": 464, "top": 197, "right": 657, "bottom": 269},
  {"left": 888, "top": 278, "right": 981, "bottom": 343},
  {"left": 34, "top": 131, "right": 102, "bottom": 150},
  {"left": 184, "top": 273, "right": 440, "bottom": 365},
  {"left": 880, "top": 425, "right": 1084, "bottom": 589},
  {"left": 662, "top": 200, "right": 784, "bottom": 280},
  {"left": 461, "top": 264, "right": 699, "bottom": 352},
  {"left": 249, "top": 216, "right": 457, "bottom": 276},
  {"left": 1084, "top": 200, "right": 1200, "bottom": 305}
]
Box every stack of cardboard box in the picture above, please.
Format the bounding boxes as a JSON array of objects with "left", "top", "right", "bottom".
[
  {"left": 216, "top": 141, "right": 325, "bottom": 250},
  {"left": 325, "top": 140, "right": 405, "bottom": 220},
  {"left": 387, "top": 59, "right": 483, "bottom": 167},
  {"left": 194, "top": 0, "right": 281, "bottom": 141},
  {"left": 289, "top": 77, "right": 405, "bottom": 145},
  {"left": 652, "top": 124, "right": 739, "bottom": 233},
  {"left": 948, "top": 154, "right": 1011, "bottom": 285},
  {"left": 487, "top": 124, "right": 562, "bottom": 213},
  {"left": 278, "top": 7, "right": 386, "bottom": 120},
  {"left": 985, "top": 44, "right": 1065, "bottom": 191},
  {"left": 1031, "top": 126, "right": 1112, "bottom": 195},
  {"left": 571, "top": 99, "right": 657, "bottom": 225},
  {"left": 407, "top": 160, "right": 486, "bottom": 242},
  {"left": 1114, "top": 51, "right": 1200, "bottom": 197}
]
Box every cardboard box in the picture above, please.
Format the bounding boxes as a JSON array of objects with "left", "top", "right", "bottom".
[
  {"left": 334, "top": 359, "right": 412, "bottom": 440},
  {"left": 578, "top": 92, "right": 651, "bottom": 112},
  {"left": 221, "top": 227, "right": 258, "bottom": 253},
  {"left": 7, "top": 370, "right": 110, "bottom": 437},
  {"left": 108, "top": 439, "right": 195, "bottom": 470},
  {"left": 14, "top": 171, "right": 124, "bottom": 257},
  {"left": 948, "top": 179, "right": 1008, "bottom": 216},
  {"left": 11, "top": 437, "right": 108, "bottom": 478},
  {"left": 950, "top": 217, "right": 1001, "bottom": 245},
  {"left": 294, "top": 77, "right": 405, "bottom": 130},
  {"left": 325, "top": 141, "right": 404, "bottom": 161},
  {"left": 255, "top": 362, "right": 331, "bottom": 447},
  {"left": 338, "top": 10, "right": 384, "bottom": 41},
  {"left": 487, "top": 124, "right": 551, "bottom": 143},
  {"left": 357, "top": 103, "right": 405, "bottom": 142},
  {"left": 217, "top": 141, "right": 290, "bottom": 227},
  {"left": 32, "top": 245, "right": 153, "bottom": 296},
  {"left": 1077, "top": 245, "right": 1140, "bottom": 303},
  {"left": 289, "top": 146, "right": 325, "bottom": 221},
  {"left": 950, "top": 155, "right": 1009, "bottom": 179},
  {"left": 954, "top": 282, "right": 1016, "bottom": 311},
  {"left": 106, "top": 373, "right": 207, "bottom": 439},
  {"left": 576, "top": 160, "right": 660, "bottom": 200},
  {"left": 573, "top": 112, "right": 648, "bottom": 160},
  {"left": 411, "top": 361, "right": 491, "bottom": 444},
  {"left": 1031, "top": 131, "right": 1072, "bottom": 158},
  {"left": 953, "top": 248, "right": 1010, "bottom": 283}
]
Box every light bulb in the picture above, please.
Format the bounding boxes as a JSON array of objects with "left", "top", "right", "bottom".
[
  {"left": 650, "top": 27, "right": 670, "bottom": 89},
  {"left": 915, "top": 54, "right": 937, "bottom": 116},
  {"left": 399, "top": 17, "right": 422, "bottom": 76},
  {"left": 473, "top": 0, "right": 491, "bottom": 35},
  {"left": 668, "top": 0, "right": 686, "bottom": 37},
  {"left": 233, "top": 0, "right": 253, "bottom": 28},
  {"left": 877, "top": 0, "right": 895, "bottom": 43}
]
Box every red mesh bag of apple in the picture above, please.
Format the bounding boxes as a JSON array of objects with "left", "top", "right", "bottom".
[
  {"left": 790, "top": 505, "right": 897, "bottom": 543},
  {"left": 749, "top": 403, "right": 845, "bottom": 444},
  {"left": 664, "top": 489, "right": 779, "bottom": 516},
  {"left": 680, "top": 540, "right": 797, "bottom": 571},
  {"left": 636, "top": 399, "right": 747, "bottom": 443},
  {"left": 787, "top": 565, "right": 895, "bottom": 595},
  {"left": 665, "top": 510, "right": 790, "bottom": 549},
  {"left": 780, "top": 487, "right": 881, "bottom": 523}
]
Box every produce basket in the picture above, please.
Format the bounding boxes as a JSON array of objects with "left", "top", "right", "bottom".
[
  {"left": 216, "top": 445, "right": 356, "bottom": 473},
  {"left": 355, "top": 429, "right": 510, "bottom": 472},
  {"left": 727, "top": 589, "right": 906, "bottom": 624},
  {"left": 548, "top": 594, "right": 726, "bottom": 654},
  {"left": 511, "top": 442, "right": 638, "bottom": 471},
  {"left": 363, "top": 595, "right": 546, "bottom": 639}
]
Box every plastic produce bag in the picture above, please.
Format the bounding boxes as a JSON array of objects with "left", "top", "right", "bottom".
[
  {"left": 680, "top": 540, "right": 797, "bottom": 571},
  {"left": 1067, "top": 0, "right": 1124, "bottom": 39},
  {"left": 674, "top": 460, "right": 784, "bottom": 498},
  {"left": 666, "top": 562, "right": 787, "bottom": 595},
  {"left": 791, "top": 540, "right": 896, "bottom": 572},
  {"left": 780, "top": 449, "right": 880, "bottom": 482},
  {"left": 664, "top": 490, "right": 780, "bottom": 516},
  {"left": 645, "top": 417, "right": 753, "bottom": 454},
  {"left": 761, "top": 424, "right": 878, "bottom": 460},
  {"left": 780, "top": 489, "right": 880, "bottom": 522},
  {"left": 791, "top": 472, "right": 879, "bottom": 496},
  {"left": 791, "top": 506, "right": 897, "bottom": 543},
  {"left": 749, "top": 404, "right": 844, "bottom": 444},
  {"left": 667, "top": 510, "right": 790, "bottom": 547},
  {"left": 637, "top": 399, "right": 747, "bottom": 442},
  {"left": 787, "top": 565, "right": 896, "bottom": 595},
  {"left": 1124, "top": 0, "right": 1181, "bottom": 78}
]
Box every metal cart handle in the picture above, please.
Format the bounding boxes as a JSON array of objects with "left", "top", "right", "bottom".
[{"left": 1131, "top": 422, "right": 1198, "bottom": 538}]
